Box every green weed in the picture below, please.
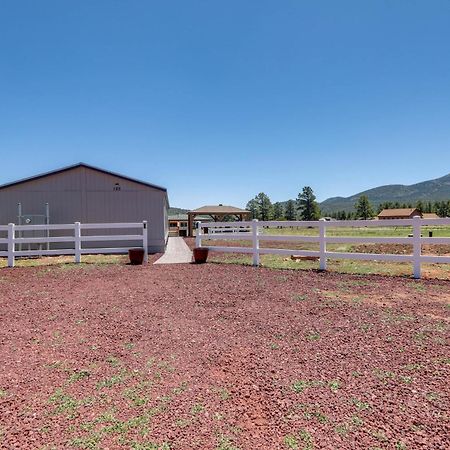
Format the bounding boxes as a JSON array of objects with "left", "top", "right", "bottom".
[
  {"left": 68, "top": 369, "right": 90, "bottom": 383},
  {"left": 70, "top": 432, "right": 102, "bottom": 449},
  {"left": 106, "top": 356, "right": 121, "bottom": 367},
  {"left": 292, "top": 380, "right": 309, "bottom": 393},
  {"left": 298, "top": 429, "right": 314, "bottom": 450},
  {"left": 305, "top": 331, "right": 320, "bottom": 341},
  {"left": 328, "top": 380, "right": 341, "bottom": 392},
  {"left": 173, "top": 381, "right": 188, "bottom": 395},
  {"left": 96, "top": 374, "right": 124, "bottom": 389},
  {"left": 351, "top": 398, "right": 370, "bottom": 411},
  {"left": 335, "top": 424, "right": 349, "bottom": 436},
  {"left": 216, "top": 435, "right": 240, "bottom": 450},
  {"left": 191, "top": 403, "right": 204, "bottom": 415},
  {"left": 284, "top": 434, "right": 298, "bottom": 449}
]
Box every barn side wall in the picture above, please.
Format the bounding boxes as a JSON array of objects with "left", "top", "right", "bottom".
[{"left": 0, "top": 166, "right": 168, "bottom": 253}]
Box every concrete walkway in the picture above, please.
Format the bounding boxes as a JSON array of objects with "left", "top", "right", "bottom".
[{"left": 154, "top": 237, "right": 193, "bottom": 264}]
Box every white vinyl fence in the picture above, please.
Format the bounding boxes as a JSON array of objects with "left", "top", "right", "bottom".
[
  {"left": 0, "top": 221, "right": 148, "bottom": 267},
  {"left": 196, "top": 217, "right": 450, "bottom": 279},
  {"left": 209, "top": 226, "right": 252, "bottom": 234}
]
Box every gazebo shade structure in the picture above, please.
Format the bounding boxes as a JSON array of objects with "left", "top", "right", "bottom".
[{"left": 188, "top": 205, "right": 251, "bottom": 236}]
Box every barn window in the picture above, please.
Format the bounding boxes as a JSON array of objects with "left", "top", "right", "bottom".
[{"left": 113, "top": 183, "right": 121, "bottom": 191}]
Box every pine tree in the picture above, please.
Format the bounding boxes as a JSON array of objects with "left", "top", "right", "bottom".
[
  {"left": 415, "top": 201, "right": 424, "bottom": 213},
  {"left": 285, "top": 200, "right": 297, "bottom": 221},
  {"left": 255, "top": 192, "right": 273, "bottom": 221},
  {"left": 435, "top": 200, "right": 450, "bottom": 218},
  {"left": 272, "top": 202, "right": 285, "bottom": 220},
  {"left": 245, "top": 198, "right": 260, "bottom": 220},
  {"left": 297, "top": 186, "right": 320, "bottom": 221},
  {"left": 433, "top": 201, "right": 441, "bottom": 215},
  {"left": 355, "top": 195, "right": 374, "bottom": 219}
]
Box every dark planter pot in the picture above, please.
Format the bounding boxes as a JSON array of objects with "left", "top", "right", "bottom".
[
  {"left": 193, "top": 247, "right": 209, "bottom": 264},
  {"left": 129, "top": 248, "right": 145, "bottom": 265}
]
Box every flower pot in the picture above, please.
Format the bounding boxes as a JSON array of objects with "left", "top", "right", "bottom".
[
  {"left": 193, "top": 247, "right": 209, "bottom": 264},
  {"left": 129, "top": 248, "right": 145, "bottom": 265}
]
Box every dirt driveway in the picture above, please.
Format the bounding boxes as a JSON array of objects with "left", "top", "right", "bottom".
[{"left": 0, "top": 261, "right": 448, "bottom": 449}]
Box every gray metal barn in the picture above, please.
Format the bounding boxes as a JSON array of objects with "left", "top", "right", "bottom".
[{"left": 0, "top": 163, "right": 169, "bottom": 253}]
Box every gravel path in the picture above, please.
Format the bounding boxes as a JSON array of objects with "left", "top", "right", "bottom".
[{"left": 0, "top": 262, "right": 448, "bottom": 449}]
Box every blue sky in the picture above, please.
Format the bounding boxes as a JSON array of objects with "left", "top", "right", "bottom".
[{"left": 1, "top": 1, "right": 449, "bottom": 209}]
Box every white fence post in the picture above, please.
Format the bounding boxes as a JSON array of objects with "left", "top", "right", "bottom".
[
  {"left": 195, "top": 222, "right": 202, "bottom": 248},
  {"left": 252, "top": 219, "right": 260, "bottom": 266},
  {"left": 142, "top": 221, "right": 148, "bottom": 263},
  {"left": 74, "top": 222, "right": 81, "bottom": 263},
  {"left": 7, "top": 223, "right": 15, "bottom": 268},
  {"left": 319, "top": 220, "right": 327, "bottom": 271},
  {"left": 412, "top": 215, "right": 421, "bottom": 279}
]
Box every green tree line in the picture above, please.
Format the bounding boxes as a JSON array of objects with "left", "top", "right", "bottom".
[
  {"left": 246, "top": 189, "right": 450, "bottom": 221},
  {"left": 245, "top": 186, "right": 321, "bottom": 221},
  {"left": 329, "top": 199, "right": 450, "bottom": 220}
]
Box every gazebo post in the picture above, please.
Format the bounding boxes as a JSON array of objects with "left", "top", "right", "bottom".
[{"left": 188, "top": 212, "right": 194, "bottom": 237}]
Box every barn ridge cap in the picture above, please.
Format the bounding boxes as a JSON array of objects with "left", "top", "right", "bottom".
[{"left": 0, "top": 162, "right": 168, "bottom": 193}]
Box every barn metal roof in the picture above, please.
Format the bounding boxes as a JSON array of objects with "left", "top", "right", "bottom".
[{"left": 0, "top": 162, "right": 167, "bottom": 192}]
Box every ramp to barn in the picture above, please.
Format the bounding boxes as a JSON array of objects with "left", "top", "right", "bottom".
[{"left": 154, "top": 237, "right": 192, "bottom": 264}]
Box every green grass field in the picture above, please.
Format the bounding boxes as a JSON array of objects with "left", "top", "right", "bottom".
[
  {"left": 0, "top": 254, "right": 127, "bottom": 269},
  {"left": 207, "top": 253, "right": 450, "bottom": 279},
  {"left": 263, "top": 224, "right": 450, "bottom": 237},
  {"left": 204, "top": 225, "right": 450, "bottom": 279}
]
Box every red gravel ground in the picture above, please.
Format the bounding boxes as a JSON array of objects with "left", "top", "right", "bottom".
[{"left": 0, "top": 260, "right": 449, "bottom": 449}]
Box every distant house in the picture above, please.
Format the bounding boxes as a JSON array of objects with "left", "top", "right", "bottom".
[
  {"left": 377, "top": 208, "right": 421, "bottom": 220},
  {"left": 168, "top": 214, "right": 189, "bottom": 237},
  {"left": 422, "top": 213, "right": 440, "bottom": 219}
]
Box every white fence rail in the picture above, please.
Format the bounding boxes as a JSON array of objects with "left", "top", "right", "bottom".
[
  {"left": 0, "top": 221, "right": 148, "bottom": 267},
  {"left": 196, "top": 217, "right": 450, "bottom": 279},
  {"left": 209, "top": 226, "right": 252, "bottom": 234}
]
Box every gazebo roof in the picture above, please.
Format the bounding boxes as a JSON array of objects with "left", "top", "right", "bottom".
[
  {"left": 189, "top": 205, "right": 250, "bottom": 215},
  {"left": 168, "top": 214, "right": 188, "bottom": 221}
]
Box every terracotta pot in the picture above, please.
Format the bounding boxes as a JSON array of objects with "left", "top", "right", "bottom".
[
  {"left": 129, "top": 248, "right": 145, "bottom": 265},
  {"left": 193, "top": 247, "right": 209, "bottom": 264}
]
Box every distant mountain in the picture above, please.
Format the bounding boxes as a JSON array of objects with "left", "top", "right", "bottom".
[
  {"left": 168, "top": 207, "right": 189, "bottom": 216},
  {"left": 319, "top": 173, "right": 450, "bottom": 213}
]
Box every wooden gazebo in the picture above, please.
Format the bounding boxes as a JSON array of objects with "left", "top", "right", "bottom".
[{"left": 188, "top": 204, "right": 251, "bottom": 237}]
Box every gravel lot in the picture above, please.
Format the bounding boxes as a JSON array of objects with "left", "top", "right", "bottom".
[{"left": 0, "top": 260, "right": 449, "bottom": 449}]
